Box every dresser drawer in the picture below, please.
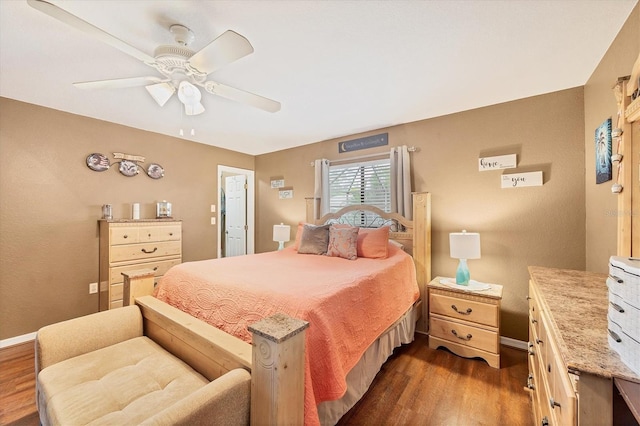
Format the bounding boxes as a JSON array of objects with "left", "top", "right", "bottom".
[
  {"left": 110, "top": 227, "right": 140, "bottom": 245},
  {"left": 540, "top": 313, "right": 576, "bottom": 426},
  {"left": 110, "top": 224, "right": 181, "bottom": 245},
  {"left": 430, "top": 315, "right": 499, "bottom": 353},
  {"left": 430, "top": 291, "right": 499, "bottom": 327},
  {"left": 137, "top": 225, "right": 182, "bottom": 243},
  {"left": 109, "top": 258, "right": 181, "bottom": 285},
  {"left": 110, "top": 241, "right": 181, "bottom": 263}
]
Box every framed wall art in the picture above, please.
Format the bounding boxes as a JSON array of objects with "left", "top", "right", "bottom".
[{"left": 595, "top": 118, "right": 612, "bottom": 184}]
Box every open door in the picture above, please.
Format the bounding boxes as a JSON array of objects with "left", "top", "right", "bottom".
[
  {"left": 224, "top": 174, "right": 247, "bottom": 257},
  {"left": 217, "top": 165, "right": 255, "bottom": 258}
]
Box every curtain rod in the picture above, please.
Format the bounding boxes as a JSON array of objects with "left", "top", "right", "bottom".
[{"left": 310, "top": 146, "right": 417, "bottom": 166}]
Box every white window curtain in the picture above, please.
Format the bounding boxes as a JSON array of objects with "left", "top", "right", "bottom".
[
  {"left": 390, "top": 145, "right": 412, "bottom": 220},
  {"left": 313, "top": 158, "right": 330, "bottom": 220}
]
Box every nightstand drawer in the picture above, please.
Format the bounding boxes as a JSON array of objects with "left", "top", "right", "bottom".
[
  {"left": 430, "top": 292, "right": 499, "bottom": 327},
  {"left": 430, "top": 315, "right": 499, "bottom": 353}
]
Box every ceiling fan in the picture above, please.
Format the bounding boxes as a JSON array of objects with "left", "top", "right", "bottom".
[{"left": 26, "top": 0, "right": 281, "bottom": 115}]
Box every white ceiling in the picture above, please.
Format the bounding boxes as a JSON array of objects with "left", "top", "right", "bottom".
[{"left": 1, "top": 1, "right": 637, "bottom": 156}]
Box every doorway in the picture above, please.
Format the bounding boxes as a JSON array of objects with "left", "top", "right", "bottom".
[{"left": 217, "top": 165, "right": 255, "bottom": 258}]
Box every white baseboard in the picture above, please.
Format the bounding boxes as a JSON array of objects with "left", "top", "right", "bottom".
[
  {"left": 0, "top": 332, "right": 36, "bottom": 349},
  {"left": 500, "top": 336, "right": 528, "bottom": 350}
]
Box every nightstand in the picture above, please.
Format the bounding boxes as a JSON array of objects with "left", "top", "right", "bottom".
[{"left": 428, "top": 276, "right": 503, "bottom": 368}]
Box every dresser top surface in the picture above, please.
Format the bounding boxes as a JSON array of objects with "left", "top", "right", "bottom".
[
  {"left": 99, "top": 219, "right": 182, "bottom": 224},
  {"left": 429, "top": 276, "right": 503, "bottom": 299},
  {"left": 528, "top": 265, "right": 640, "bottom": 384}
]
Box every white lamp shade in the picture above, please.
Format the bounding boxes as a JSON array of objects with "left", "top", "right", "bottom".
[
  {"left": 449, "top": 231, "right": 481, "bottom": 259},
  {"left": 273, "top": 223, "right": 291, "bottom": 242}
]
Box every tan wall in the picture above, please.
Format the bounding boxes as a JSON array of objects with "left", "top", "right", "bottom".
[
  {"left": 0, "top": 98, "right": 253, "bottom": 340},
  {"left": 584, "top": 3, "right": 639, "bottom": 272},
  {"left": 256, "top": 88, "right": 586, "bottom": 341}
]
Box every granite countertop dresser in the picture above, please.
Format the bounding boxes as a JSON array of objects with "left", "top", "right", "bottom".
[{"left": 528, "top": 266, "right": 639, "bottom": 426}]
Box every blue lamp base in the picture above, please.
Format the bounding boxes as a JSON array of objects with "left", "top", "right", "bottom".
[
  {"left": 277, "top": 241, "right": 285, "bottom": 251},
  {"left": 455, "top": 259, "right": 470, "bottom": 285}
]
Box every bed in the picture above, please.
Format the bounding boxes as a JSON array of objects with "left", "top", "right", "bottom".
[{"left": 135, "top": 192, "right": 431, "bottom": 425}]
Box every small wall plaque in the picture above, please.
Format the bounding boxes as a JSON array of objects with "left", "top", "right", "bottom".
[
  {"left": 279, "top": 187, "right": 293, "bottom": 199},
  {"left": 479, "top": 154, "right": 517, "bottom": 171},
  {"left": 339, "top": 133, "right": 388, "bottom": 153},
  {"left": 501, "top": 171, "right": 543, "bottom": 188},
  {"left": 271, "top": 178, "right": 285, "bottom": 189}
]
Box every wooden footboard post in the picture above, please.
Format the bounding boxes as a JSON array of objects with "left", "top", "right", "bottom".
[
  {"left": 412, "top": 192, "right": 431, "bottom": 332},
  {"left": 248, "top": 314, "right": 309, "bottom": 425},
  {"left": 121, "top": 269, "right": 155, "bottom": 306}
]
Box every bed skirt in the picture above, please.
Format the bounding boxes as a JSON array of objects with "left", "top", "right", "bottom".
[{"left": 317, "top": 301, "right": 419, "bottom": 425}]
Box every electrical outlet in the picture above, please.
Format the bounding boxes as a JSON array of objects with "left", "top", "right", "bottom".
[
  {"left": 211, "top": 217, "right": 216, "bottom": 225},
  {"left": 89, "top": 282, "right": 98, "bottom": 294},
  {"left": 210, "top": 204, "right": 216, "bottom": 213}
]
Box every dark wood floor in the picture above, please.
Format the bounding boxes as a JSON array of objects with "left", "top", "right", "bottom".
[{"left": 0, "top": 334, "right": 532, "bottom": 426}]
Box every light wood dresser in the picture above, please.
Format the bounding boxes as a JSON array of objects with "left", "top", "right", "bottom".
[
  {"left": 99, "top": 219, "right": 182, "bottom": 311},
  {"left": 428, "top": 277, "right": 503, "bottom": 368},
  {"left": 527, "top": 266, "right": 640, "bottom": 426}
]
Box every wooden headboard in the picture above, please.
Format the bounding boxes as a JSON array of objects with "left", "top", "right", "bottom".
[{"left": 305, "top": 192, "right": 431, "bottom": 331}]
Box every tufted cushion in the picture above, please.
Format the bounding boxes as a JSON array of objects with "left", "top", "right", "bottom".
[{"left": 38, "top": 336, "right": 209, "bottom": 425}]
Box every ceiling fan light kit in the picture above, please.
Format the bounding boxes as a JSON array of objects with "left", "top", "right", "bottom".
[{"left": 27, "top": 0, "right": 281, "bottom": 116}]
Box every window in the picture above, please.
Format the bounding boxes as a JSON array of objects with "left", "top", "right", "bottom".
[{"left": 328, "top": 158, "right": 391, "bottom": 222}]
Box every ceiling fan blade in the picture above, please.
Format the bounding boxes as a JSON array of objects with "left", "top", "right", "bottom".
[
  {"left": 204, "top": 81, "right": 281, "bottom": 113},
  {"left": 27, "top": 0, "right": 156, "bottom": 64},
  {"left": 74, "top": 76, "right": 164, "bottom": 90},
  {"left": 145, "top": 82, "right": 176, "bottom": 107},
  {"left": 188, "top": 30, "right": 254, "bottom": 75}
]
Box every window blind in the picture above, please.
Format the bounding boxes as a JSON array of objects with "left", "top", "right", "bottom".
[{"left": 328, "top": 158, "right": 391, "bottom": 221}]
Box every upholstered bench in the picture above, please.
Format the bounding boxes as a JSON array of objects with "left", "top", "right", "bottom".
[{"left": 35, "top": 305, "right": 250, "bottom": 426}]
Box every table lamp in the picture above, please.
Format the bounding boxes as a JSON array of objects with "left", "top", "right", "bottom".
[
  {"left": 449, "top": 230, "right": 481, "bottom": 285},
  {"left": 273, "top": 223, "right": 291, "bottom": 251}
]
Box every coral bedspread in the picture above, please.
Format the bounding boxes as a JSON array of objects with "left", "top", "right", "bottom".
[{"left": 153, "top": 244, "right": 419, "bottom": 425}]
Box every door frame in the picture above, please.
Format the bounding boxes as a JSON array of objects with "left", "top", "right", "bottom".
[{"left": 217, "top": 165, "right": 255, "bottom": 258}]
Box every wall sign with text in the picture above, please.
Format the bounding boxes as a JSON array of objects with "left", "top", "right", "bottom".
[
  {"left": 501, "top": 171, "right": 543, "bottom": 188},
  {"left": 478, "top": 154, "right": 517, "bottom": 171},
  {"left": 338, "top": 133, "right": 388, "bottom": 153}
]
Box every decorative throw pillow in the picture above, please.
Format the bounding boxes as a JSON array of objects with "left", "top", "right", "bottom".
[
  {"left": 327, "top": 225, "right": 359, "bottom": 260},
  {"left": 297, "top": 224, "right": 330, "bottom": 255},
  {"left": 357, "top": 227, "right": 390, "bottom": 259},
  {"left": 293, "top": 222, "right": 306, "bottom": 250}
]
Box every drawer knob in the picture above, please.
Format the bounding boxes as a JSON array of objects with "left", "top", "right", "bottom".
[
  {"left": 526, "top": 295, "right": 531, "bottom": 300},
  {"left": 528, "top": 343, "right": 535, "bottom": 356},
  {"left": 153, "top": 266, "right": 158, "bottom": 271},
  {"left": 549, "top": 397, "right": 561, "bottom": 409},
  {"left": 608, "top": 275, "right": 623, "bottom": 283},
  {"left": 451, "top": 305, "right": 472, "bottom": 315},
  {"left": 609, "top": 302, "right": 625, "bottom": 313},
  {"left": 169, "top": 232, "right": 173, "bottom": 236},
  {"left": 123, "top": 235, "right": 128, "bottom": 239},
  {"left": 608, "top": 329, "right": 622, "bottom": 343},
  {"left": 541, "top": 416, "right": 549, "bottom": 426},
  {"left": 451, "top": 330, "right": 472, "bottom": 341},
  {"left": 148, "top": 233, "right": 151, "bottom": 237},
  {"left": 527, "top": 374, "right": 535, "bottom": 390},
  {"left": 141, "top": 247, "right": 158, "bottom": 254},
  {"left": 536, "top": 338, "right": 543, "bottom": 345},
  {"left": 531, "top": 318, "right": 538, "bottom": 324}
]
